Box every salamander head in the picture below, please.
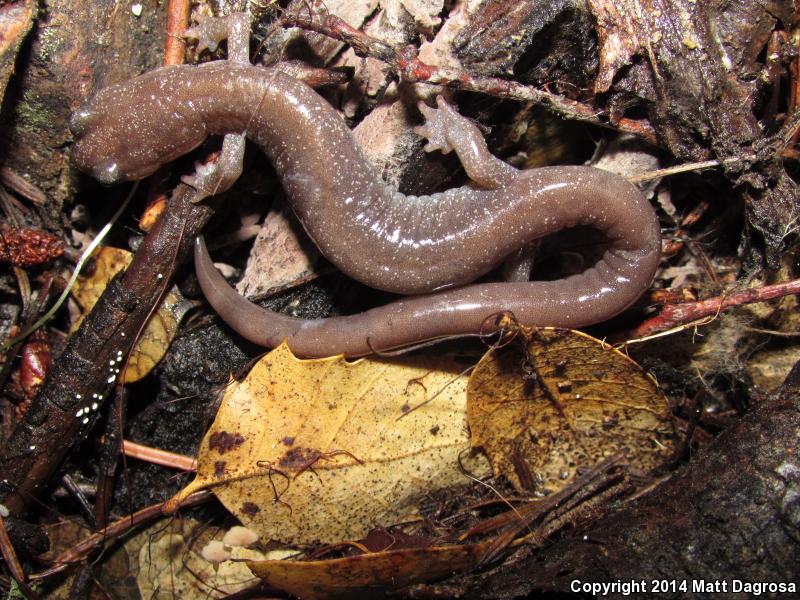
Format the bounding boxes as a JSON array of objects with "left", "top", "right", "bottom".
[{"left": 70, "top": 66, "right": 208, "bottom": 184}]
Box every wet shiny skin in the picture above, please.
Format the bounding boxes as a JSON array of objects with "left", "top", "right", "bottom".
[{"left": 71, "top": 62, "right": 661, "bottom": 357}]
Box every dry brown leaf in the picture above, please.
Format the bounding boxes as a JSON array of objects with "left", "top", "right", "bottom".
[
  {"left": 468, "top": 326, "right": 676, "bottom": 493},
  {"left": 169, "top": 343, "right": 489, "bottom": 544},
  {"left": 247, "top": 541, "right": 491, "bottom": 600},
  {"left": 237, "top": 202, "right": 322, "bottom": 298},
  {"left": 71, "top": 246, "right": 190, "bottom": 382}
]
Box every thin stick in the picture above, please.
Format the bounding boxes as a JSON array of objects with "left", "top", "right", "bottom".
[
  {"left": 121, "top": 439, "right": 197, "bottom": 472},
  {"left": 164, "top": 0, "right": 192, "bottom": 66},
  {"left": 30, "top": 491, "right": 212, "bottom": 580}
]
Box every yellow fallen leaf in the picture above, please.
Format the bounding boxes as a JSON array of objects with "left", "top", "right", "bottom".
[
  {"left": 71, "top": 246, "right": 190, "bottom": 382},
  {"left": 247, "top": 541, "right": 492, "bottom": 600},
  {"left": 468, "top": 325, "right": 677, "bottom": 493},
  {"left": 169, "top": 343, "right": 490, "bottom": 544}
]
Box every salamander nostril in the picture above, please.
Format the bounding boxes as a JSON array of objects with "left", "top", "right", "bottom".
[{"left": 69, "top": 107, "right": 93, "bottom": 137}]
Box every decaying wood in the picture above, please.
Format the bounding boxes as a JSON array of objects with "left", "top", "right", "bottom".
[
  {"left": 431, "top": 363, "right": 800, "bottom": 599},
  {"left": 454, "top": 0, "right": 598, "bottom": 88},
  {"left": 0, "top": 186, "right": 210, "bottom": 516},
  {"left": 591, "top": 0, "right": 798, "bottom": 265}
]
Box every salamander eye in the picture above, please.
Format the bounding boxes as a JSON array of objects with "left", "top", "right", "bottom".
[
  {"left": 69, "top": 107, "right": 94, "bottom": 137},
  {"left": 92, "top": 160, "right": 121, "bottom": 184}
]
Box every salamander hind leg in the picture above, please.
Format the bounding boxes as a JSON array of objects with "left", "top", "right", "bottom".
[
  {"left": 414, "top": 96, "right": 459, "bottom": 154},
  {"left": 415, "top": 95, "right": 517, "bottom": 189}
]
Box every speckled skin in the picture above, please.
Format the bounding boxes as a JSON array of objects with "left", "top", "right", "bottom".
[{"left": 71, "top": 61, "right": 661, "bottom": 358}]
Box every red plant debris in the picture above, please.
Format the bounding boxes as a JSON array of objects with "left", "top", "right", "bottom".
[{"left": 0, "top": 225, "right": 63, "bottom": 268}]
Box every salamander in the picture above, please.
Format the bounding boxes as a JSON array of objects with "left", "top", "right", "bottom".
[{"left": 70, "top": 14, "right": 660, "bottom": 358}]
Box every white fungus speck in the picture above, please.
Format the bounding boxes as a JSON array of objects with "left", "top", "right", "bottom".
[
  {"left": 222, "top": 526, "right": 259, "bottom": 547},
  {"left": 200, "top": 540, "right": 231, "bottom": 563}
]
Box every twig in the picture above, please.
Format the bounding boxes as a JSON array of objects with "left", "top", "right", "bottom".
[
  {"left": 0, "top": 185, "right": 211, "bottom": 516},
  {"left": 164, "top": 0, "right": 191, "bottom": 66},
  {"left": 473, "top": 456, "right": 629, "bottom": 566},
  {"left": 0, "top": 516, "right": 39, "bottom": 599},
  {"left": 281, "top": 0, "right": 658, "bottom": 144},
  {"left": 627, "top": 159, "right": 721, "bottom": 183},
  {"left": 744, "top": 326, "right": 800, "bottom": 338},
  {"left": 0, "top": 167, "right": 46, "bottom": 206},
  {"left": 623, "top": 278, "right": 800, "bottom": 341},
  {"left": 30, "top": 491, "right": 212, "bottom": 581},
  {"left": 60, "top": 474, "right": 96, "bottom": 529},
  {"left": 95, "top": 387, "right": 126, "bottom": 530}
]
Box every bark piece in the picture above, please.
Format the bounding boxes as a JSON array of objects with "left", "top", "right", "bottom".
[
  {"left": 237, "top": 201, "right": 321, "bottom": 299},
  {"left": 454, "top": 0, "right": 597, "bottom": 89},
  {"left": 0, "top": 1, "right": 36, "bottom": 108}
]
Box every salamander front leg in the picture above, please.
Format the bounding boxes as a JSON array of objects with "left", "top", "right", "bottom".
[
  {"left": 183, "top": 12, "right": 250, "bottom": 64},
  {"left": 181, "top": 133, "right": 246, "bottom": 203},
  {"left": 416, "top": 96, "right": 538, "bottom": 279},
  {"left": 182, "top": 12, "right": 250, "bottom": 203}
]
